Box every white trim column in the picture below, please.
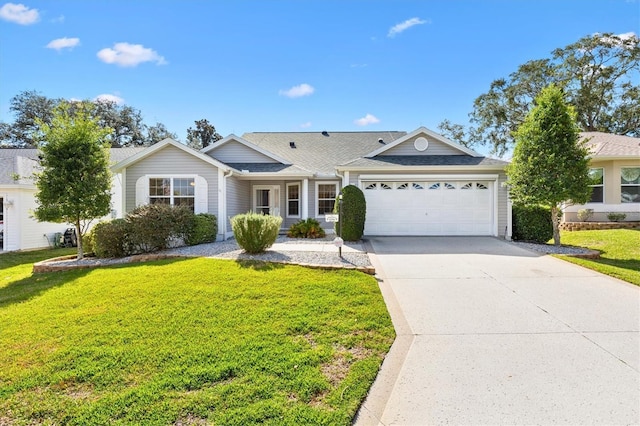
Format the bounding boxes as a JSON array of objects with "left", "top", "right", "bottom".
[
  {"left": 218, "top": 169, "right": 225, "bottom": 240},
  {"left": 301, "top": 178, "right": 309, "bottom": 219}
]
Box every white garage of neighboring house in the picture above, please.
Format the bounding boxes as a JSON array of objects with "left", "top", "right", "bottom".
[{"left": 0, "top": 148, "right": 143, "bottom": 252}]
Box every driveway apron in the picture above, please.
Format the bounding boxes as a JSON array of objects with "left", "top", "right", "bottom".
[{"left": 356, "top": 237, "right": 639, "bottom": 425}]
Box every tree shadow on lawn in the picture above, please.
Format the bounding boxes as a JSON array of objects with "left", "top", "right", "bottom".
[
  {"left": 0, "top": 257, "right": 189, "bottom": 309},
  {"left": 0, "top": 267, "right": 92, "bottom": 309},
  {"left": 583, "top": 256, "right": 640, "bottom": 273},
  {"left": 234, "top": 259, "right": 286, "bottom": 271}
]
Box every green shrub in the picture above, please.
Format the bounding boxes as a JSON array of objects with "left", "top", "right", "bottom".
[
  {"left": 126, "top": 204, "right": 194, "bottom": 253},
  {"left": 231, "top": 212, "right": 282, "bottom": 254},
  {"left": 92, "top": 219, "right": 130, "bottom": 258},
  {"left": 333, "top": 185, "right": 366, "bottom": 241},
  {"left": 186, "top": 213, "right": 218, "bottom": 245},
  {"left": 607, "top": 212, "right": 626, "bottom": 222},
  {"left": 287, "top": 218, "right": 326, "bottom": 239},
  {"left": 512, "top": 204, "right": 553, "bottom": 243},
  {"left": 82, "top": 229, "right": 95, "bottom": 255}
]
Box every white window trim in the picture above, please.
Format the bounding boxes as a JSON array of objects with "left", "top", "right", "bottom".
[
  {"left": 136, "top": 174, "right": 207, "bottom": 214},
  {"left": 252, "top": 185, "right": 281, "bottom": 216},
  {"left": 620, "top": 167, "right": 640, "bottom": 203},
  {"left": 286, "top": 182, "right": 301, "bottom": 218},
  {"left": 315, "top": 181, "right": 339, "bottom": 218},
  {"left": 587, "top": 167, "right": 604, "bottom": 204}
]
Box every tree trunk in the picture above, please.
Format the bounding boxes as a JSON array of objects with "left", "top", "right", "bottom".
[
  {"left": 75, "top": 219, "right": 84, "bottom": 260},
  {"left": 550, "top": 205, "right": 561, "bottom": 246}
]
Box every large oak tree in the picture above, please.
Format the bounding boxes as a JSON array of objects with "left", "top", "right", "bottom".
[{"left": 439, "top": 33, "right": 639, "bottom": 156}]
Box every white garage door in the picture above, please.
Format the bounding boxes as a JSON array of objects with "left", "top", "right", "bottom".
[{"left": 363, "top": 180, "right": 494, "bottom": 236}]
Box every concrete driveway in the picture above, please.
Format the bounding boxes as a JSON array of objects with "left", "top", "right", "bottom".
[{"left": 355, "top": 237, "right": 639, "bottom": 425}]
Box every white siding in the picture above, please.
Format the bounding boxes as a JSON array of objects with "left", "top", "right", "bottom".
[
  {"left": 225, "top": 177, "right": 251, "bottom": 236},
  {"left": 382, "top": 136, "right": 463, "bottom": 156},
  {"left": 1, "top": 187, "right": 70, "bottom": 251},
  {"left": 207, "top": 141, "right": 278, "bottom": 164}
]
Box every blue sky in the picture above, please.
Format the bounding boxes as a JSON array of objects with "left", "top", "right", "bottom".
[{"left": 0, "top": 0, "right": 638, "bottom": 144}]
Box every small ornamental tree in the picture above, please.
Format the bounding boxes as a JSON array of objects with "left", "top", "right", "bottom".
[
  {"left": 506, "top": 84, "right": 591, "bottom": 246},
  {"left": 334, "top": 185, "right": 366, "bottom": 241},
  {"left": 34, "top": 102, "right": 113, "bottom": 259}
]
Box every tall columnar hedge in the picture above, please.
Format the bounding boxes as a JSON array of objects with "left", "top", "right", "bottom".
[{"left": 334, "top": 185, "right": 366, "bottom": 241}]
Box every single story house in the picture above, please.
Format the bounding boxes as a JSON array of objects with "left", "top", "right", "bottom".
[
  {"left": 0, "top": 148, "right": 143, "bottom": 252},
  {"left": 111, "top": 126, "right": 512, "bottom": 240},
  {"left": 563, "top": 132, "right": 640, "bottom": 222}
]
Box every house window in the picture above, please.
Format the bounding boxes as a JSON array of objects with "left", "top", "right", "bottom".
[
  {"left": 149, "top": 177, "right": 195, "bottom": 211},
  {"left": 286, "top": 183, "right": 300, "bottom": 217},
  {"left": 621, "top": 167, "right": 640, "bottom": 203},
  {"left": 588, "top": 168, "right": 604, "bottom": 203},
  {"left": 316, "top": 182, "right": 338, "bottom": 216}
]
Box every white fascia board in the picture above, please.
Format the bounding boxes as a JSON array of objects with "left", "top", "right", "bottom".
[
  {"left": 0, "top": 184, "right": 36, "bottom": 190},
  {"left": 358, "top": 173, "right": 500, "bottom": 181},
  {"left": 234, "top": 172, "right": 314, "bottom": 180},
  {"left": 201, "top": 134, "right": 292, "bottom": 165},
  {"left": 111, "top": 138, "right": 232, "bottom": 172},
  {"left": 337, "top": 165, "right": 507, "bottom": 172},
  {"left": 363, "top": 126, "right": 482, "bottom": 158}
]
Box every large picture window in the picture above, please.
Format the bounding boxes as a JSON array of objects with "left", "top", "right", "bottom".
[
  {"left": 316, "top": 182, "right": 338, "bottom": 216},
  {"left": 286, "top": 183, "right": 300, "bottom": 217},
  {"left": 588, "top": 168, "right": 604, "bottom": 203},
  {"left": 149, "top": 177, "right": 195, "bottom": 211},
  {"left": 621, "top": 167, "right": 640, "bottom": 203}
]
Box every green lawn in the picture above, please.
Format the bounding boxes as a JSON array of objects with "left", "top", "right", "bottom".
[
  {"left": 0, "top": 249, "right": 394, "bottom": 425},
  {"left": 553, "top": 229, "right": 640, "bottom": 286}
]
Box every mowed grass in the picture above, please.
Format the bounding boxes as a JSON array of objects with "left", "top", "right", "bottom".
[
  {"left": 553, "top": 229, "right": 640, "bottom": 285},
  {"left": 0, "top": 250, "right": 394, "bottom": 425}
]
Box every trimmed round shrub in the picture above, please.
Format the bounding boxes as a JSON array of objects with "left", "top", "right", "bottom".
[
  {"left": 185, "top": 213, "right": 218, "bottom": 245},
  {"left": 231, "top": 212, "right": 282, "bottom": 254},
  {"left": 333, "top": 185, "right": 366, "bottom": 241},
  {"left": 287, "top": 218, "right": 326, "bottom": 239},
  {"left": 126, "top": 204, "right": 193, "bottom": 253},
  {"left": 92, "top": 219, "right": 130, "bottom": 258},
  {"left": 512, "top": 204, "right": 553, "bottom": 243}
]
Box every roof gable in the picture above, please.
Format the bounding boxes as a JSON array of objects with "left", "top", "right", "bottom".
[
  {"left": 201, "top": 134, "right": 291, "bottom": 165},
  {"left": 111, "top": 138, "right": 231, "bottom": 172},
  {"left": 365, "top": 127, "right": 481, "bottom": 158}
]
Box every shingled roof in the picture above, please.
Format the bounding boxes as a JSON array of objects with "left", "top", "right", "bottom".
[
  {"left": 241, "top": 131, "right": 407, "bottom": 174},
  {"left": 0, "top": 148, "right": 144, "bottom": 185},
  {"left": 581, "top": 132, "right": 640, "bottom": 158}
]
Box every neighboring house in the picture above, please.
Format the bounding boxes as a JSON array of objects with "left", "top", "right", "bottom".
[
  {"left": 563, "top": 132, "right": 640, "bottom": 222},
  {"left": 0, "top": 148, "right": 143, "bottom": 251},
  {"left": 112, "top": 127, "right": 512, "bottom": 240}
]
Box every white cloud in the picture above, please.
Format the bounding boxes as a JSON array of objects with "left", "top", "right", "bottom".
[
  {"left": 50, "top": 14, "right": 64, "bottom": 23},
  {"left": 299, "top": 121, "right": 312, "bottom": 128},
  {"left": 97, "top": 42, "right": 167, "bottom": 67},
  {"left": 596, "top": 31, "right": 638, "bottom": 47},
  {"left": 0, "top": 2, "right": 39, "bottom": 24},
  {"left": 46, "top": 37, "right": 80, "bottom": 51},
  {"left": 94, "top": 94, "right": 124, "bottom": 105},
  {"left": 354, "top": 113, "right": 380, "bottom": 126},
  {"left": 388, "top": 17, "right": 428, "bottom": 38},
  {"left": 279, "top": 83, "right": 315, "bottom": 98}
]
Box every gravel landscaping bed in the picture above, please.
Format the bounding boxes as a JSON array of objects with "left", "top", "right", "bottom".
[
  {"left": 510, "top": 240, "right": 597, "bottom": 256},
  {"left": 39, "top": 236, "right": 373, "bottom": 271}
]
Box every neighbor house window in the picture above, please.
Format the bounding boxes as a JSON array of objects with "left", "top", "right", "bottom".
[
  {"left": 621, "top": 167, "right": 640, "bottom": 203},
  {"left": 149, "top": 177, "right": 195, "bottom": 211},
  {"left": 316, "top": 182, "right": 338, "bottom": 216},
  {"left": 286, "top": 183, "right": 300, "bottom": 217},
  {"left": 588, "top": 168, "right": 604, "bottom": 203}
]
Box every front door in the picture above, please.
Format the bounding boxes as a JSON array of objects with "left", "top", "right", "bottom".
[{"left": 253, "top": 185, "right": 280, "bottom": 216}]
